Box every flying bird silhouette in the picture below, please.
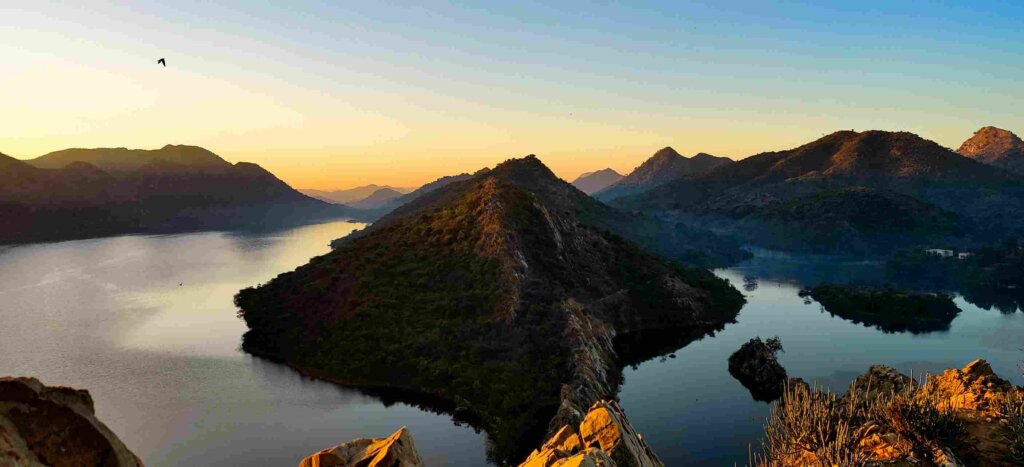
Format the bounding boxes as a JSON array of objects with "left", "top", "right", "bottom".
[{"left": 157, "top": 58, "right": 166, "bottom": 67}]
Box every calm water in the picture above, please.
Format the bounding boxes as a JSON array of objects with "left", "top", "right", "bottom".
[
  {"left": 4, "top": 227, "right": 1024, "bottom": 466},
  {"left": 0, "top": 220, "right": 488, "bottom": 466},
  {"left": 619, "top": 255, "right": 1024, "bottom": 465}
]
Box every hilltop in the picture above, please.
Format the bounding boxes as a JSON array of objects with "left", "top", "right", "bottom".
[
  {"left": 235, "top": 154, "right": 744, "bottom": 463},
  {"left": 596, "top": 147, "right": 731, "bottom": 201},
  {"left": 571, "top": 168, "right": 622, "bottom": 194},
  {"left": 1, "top": 146, "right": 356, "bottom": 244},
  {"left": 615, "top": 130, "right": 1019, "bottom": 255},
  {"left": 957, "top": 126, "right": 1024, "bottom": 175}
]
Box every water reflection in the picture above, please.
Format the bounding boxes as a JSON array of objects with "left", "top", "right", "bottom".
[
  {"left": 617, "top": 265, "right": 1024, "bottom": 465},
  {"left": 0, "top": 220, "right": 488, "bottom": 466}
]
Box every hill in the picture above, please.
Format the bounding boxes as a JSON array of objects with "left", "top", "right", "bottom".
[
  {"left": 596, "top": 147, "right": 731, "bottom": 201},
  {"left": 300, "top": 184, "right": 413, "bottom": 204},
  {"left": 957, "top": 126, "right": 1024, "bottom": 175},
  {"left": 616, "top": 130, "right": 1021, "bottom": 255},
  {"left": 1, "top": 147, "right": 357, "bottom": 244},
  {"left": 235, "top": 154, "right": 744, "bottom": 463},
  {"left": 571, "top": 168, "right": 622, "bottom": 194},
  {"left": 29, "top": 145, "right": 232, "bottom": 172},
  {"left": 349, "top": 187, "right": 405, "bottom": 209}
]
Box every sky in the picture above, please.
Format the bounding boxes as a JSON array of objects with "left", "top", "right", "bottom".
[{"left": 2, "top": 1, "right": 1023, "bottom": 190}]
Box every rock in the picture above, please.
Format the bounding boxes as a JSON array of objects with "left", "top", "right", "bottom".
[
  {"left": 0, "top": 376, "right": 143, "bottom": 467},
  {"left": 520, "top": 400, "right": 662, "bottom": 467},
  {"left": 299, "top": 427, "right": 423, "bottom": 467},
  {"left": 847, "top": 364, "right": 918, "bottom": 400},
  {"left": 728, "top": 337, "right": 788, "bottom": 401},
  {"left": 918, "top": 359, "right": 1015, "bottom": 414}
]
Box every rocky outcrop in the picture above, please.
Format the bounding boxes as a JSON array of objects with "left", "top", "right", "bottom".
[
  {"left": 0, "top": 377, "right": 143, "bottom": 467},
  {"left": 298, "top": 427, "right": 422, "bottom": 467},
  {"left": 957, "top": 126, "right": 1024, "bottom": 174},
  {"left": 520, "top": 400, "right": 662, "bottom": 467},
  {"left": 728, "top": 337, "right": 801, "bottom": 402},
  {"left": 758, "top": 359, "right": 1024, "bottom": 467}
]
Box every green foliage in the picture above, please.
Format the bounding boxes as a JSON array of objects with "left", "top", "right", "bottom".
[
  {"left": 807, "top": 284, "right": 960, "bottom": 334},
  {"left": 236, "top": 174, "right": 745, "bottom": 464}
]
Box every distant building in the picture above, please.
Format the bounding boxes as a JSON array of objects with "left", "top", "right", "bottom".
[
  {"left": 958, "top": 252, "right": 973, "bottom": 260},
  {"left": 925, "top": 249, "right": 955, "bottom": 258}
]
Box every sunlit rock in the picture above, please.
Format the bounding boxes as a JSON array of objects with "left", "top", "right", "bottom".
[
  {"left": 298, "top": 427, "right": 423, "bottom": 467},
  {"left": 0, "top": 376, "right": 143, "bottom": 467},
  {"left": 521, "top": 400, "right": 662, "bottom": 467}
]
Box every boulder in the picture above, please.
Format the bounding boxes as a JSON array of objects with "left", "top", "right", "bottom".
[
  {"left": 728, "top": 337, "right": 788, "bottom": 401},
  {"left": 0, "top": 376, "right": 143, "bottom": 467},
  {"left": 918, "top": 359, "right": 1015, "bottom": 414},
  {"left": 298, "top": 427, "right": 423, "bottom": 467},
  {"left": 847, "top": 364, "right": 918, "bottom": 400},
  {"left": 520, "top": 400, "right": 661, "bottom": 467}
]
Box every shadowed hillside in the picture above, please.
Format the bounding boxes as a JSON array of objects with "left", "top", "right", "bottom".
[
  {"left": 596, "top": 147, "right": 731, "bottom": 201},
  {"left": 1, "top": 147, "right": 358, "bottom": 244},
  {"left": 235, "top": 155, "right": 744, "bottom": 463},
  {"left": 616, "top": 130, "right": 1024, "bottom": 255}
]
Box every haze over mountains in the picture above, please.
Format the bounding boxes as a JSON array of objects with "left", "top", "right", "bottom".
[
  {"left": 300, "top": 184, "right": 413, "bottom": 205},
  {"left": 570, "top": 168, "right": 622, "bottom": 194},
  {"left": 595, "top": 147, "right": 732, "bottom": 201},
  {"left": 0, "top": 145, "right": 354, "bottom": 244}
]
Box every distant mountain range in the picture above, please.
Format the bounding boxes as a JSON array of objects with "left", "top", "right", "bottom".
[
  {"left": 236, "top": 154, "right": 744, "bottom": 462},
  {"left": 1, "top": 145, "right": 357, "bottom": 244},
  {"left": 300, "top": 184, "right": 413, "bottom": 205},
  {"left": 570, "top": 168, "right": 622, "bottom": 194},
  {"left": 595, "top": 147, "right": 732, "bottom": 201},
  {"left": 613, "top": 129, "right": 1024, "bottom": 255}
]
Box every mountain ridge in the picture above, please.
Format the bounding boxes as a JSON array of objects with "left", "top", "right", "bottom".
[
  {"left": 235, "top": 154, "right": 744, "bottom": 463},
  {"left": 596, "top": 147, "right": 732, "bottom": 201}
]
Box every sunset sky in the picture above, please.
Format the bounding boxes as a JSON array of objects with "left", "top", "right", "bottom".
[{"left": 3, "top": 1, "right": 1023, "bottom": 190}]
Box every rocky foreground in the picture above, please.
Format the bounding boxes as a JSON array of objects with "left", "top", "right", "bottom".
[
  {"left": 0, "top": 377, "right": 142, "bottom": 467},
  {"left": 300, "top": 400, "right": 662, "bottom": 467},
  {"left": 757, "top": 359, "right": 1024, "bottom": 466}
]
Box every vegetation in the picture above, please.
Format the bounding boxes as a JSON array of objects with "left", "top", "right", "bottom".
[
  {"left": 889, "top": 239, "right": 1024, "bottom": 289},
  {"left": 236, "top": 159, "right": 745, "bottom": 464},
  {"left": 754, "top": 380, "right": 967, "bottom": 466},
  {"left": 804, "top": 285, "right": 960, "bottom": 334}
]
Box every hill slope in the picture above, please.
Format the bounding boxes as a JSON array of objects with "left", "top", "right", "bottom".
[
  {"left": 571, "top": 168, "right": 622, "bottom": 194},
  {"left": 235, "top": 155, "right": 744, "bottom": 463},
  {"left": 596, "top": 147, "right": 731, "bottom": 201},
  {"left": 300, "top": 184, "right": 412, "bottom": 204},
  {"left": 1, "top": 147, "right": 355, "bottom": 244},
  {"left": 616, "top": 130, "right": 1018, "bottom": 254},
  {"left": 957, "top": 126, "right": 1024, "bottom": 175}
]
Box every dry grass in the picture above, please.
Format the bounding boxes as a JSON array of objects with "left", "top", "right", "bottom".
[{"left": 752, "top": 376, "right": 966, "bottom": 466}]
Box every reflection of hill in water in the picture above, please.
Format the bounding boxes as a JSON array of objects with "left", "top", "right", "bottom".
[
  {"left": 731, "top": 248, "right": 1021, "bottom": 315},
  {"left": 724, "top": 248, "right": 888, "bottom": 287}
]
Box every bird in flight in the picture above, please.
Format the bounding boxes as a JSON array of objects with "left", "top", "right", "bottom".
[{"left": 157, "top": 58, "right": 166, "bottom": 67}]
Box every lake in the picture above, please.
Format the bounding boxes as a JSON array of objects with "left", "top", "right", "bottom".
[
  {"left": 0, "top": 220, "right": 487, "bottom": 466},
  {"left": 3, "top": 225, "right": 1023, "bottom": 466}
]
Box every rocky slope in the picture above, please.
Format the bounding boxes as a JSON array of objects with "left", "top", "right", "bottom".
[
  {"left": 757, "top": 359, "right": 1024, "bottom": 466},
  {"left": 571, "top": 168, "right": 623, "bottom": 195},
  {"left": 236, "top": 155, "right": 744, "bottom": 463},
  {"left": 1, "top": 146, "right": 357, "bottom": 244},
  {"left": 299, "top": 427, "right": 423, "bottom": 467},
  {"left": 957, "top": 126, "right": 1024, "bottom": 175},
  {"left": 595, "top": 147, "right": 731, "bottom": 201},
  {"left": 0, "top": 377, "right": 142, "bottom": 467},
  {"left": 300, "top": 400, "right": 661, "bottom": 467},
  {"left": 616, "top": 130, "right": 1024, "bottom": 255}
]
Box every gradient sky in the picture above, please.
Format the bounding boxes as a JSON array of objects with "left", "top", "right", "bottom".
[{"left": 3, "top": 1, "right": 1023, "bottom": 189}]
